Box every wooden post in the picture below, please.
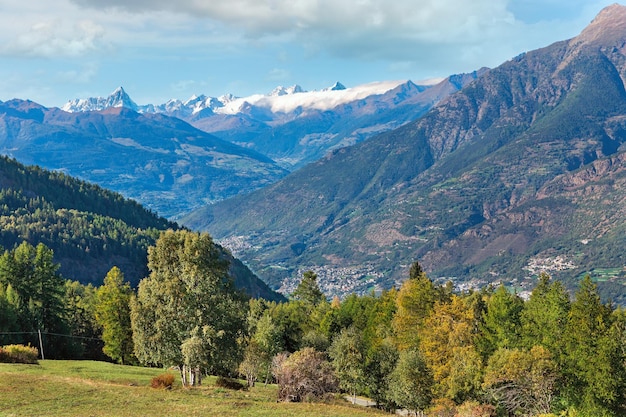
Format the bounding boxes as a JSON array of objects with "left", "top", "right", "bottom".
[{"left": 38, "top": 330, "right": 44, "bottom": 360}]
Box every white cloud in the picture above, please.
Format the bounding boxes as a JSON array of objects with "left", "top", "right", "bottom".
[
  {"left": 0, "top": 0, "right": 617, "bottom": 105},
  {"left": 60, "top": 0, "right": 613, "bottom": 72},
  {"left": 2, "top": 18, "right": 105, "bottom": 58},
  {"left": 69, "top": 0, "right": 515, "bottom": 41}
]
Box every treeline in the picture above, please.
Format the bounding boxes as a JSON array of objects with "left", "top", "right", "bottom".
[
  {"left": 0, "top": 240, "right": 105, "bottom": 359},
  {"left": 241, "top": 266, "right": 626, "bottom": 416},
  {"left": 1, "top": 231, "right": 624, "bottom": 416},
  {"left": 0, "top": 157, "right": 280, "bottom": 301}
]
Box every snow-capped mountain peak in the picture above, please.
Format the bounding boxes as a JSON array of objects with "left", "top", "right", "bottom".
[
  {"left": 61, "top": 80, "right": 409, "bottom": 116},
  {"left": 62, "top": 86, "right": 138, "bottom": 112},
  {"left": 269, "top": 85, "right": 305, "bottom": 97},
  {"left": 323, "top": 82, "right": 346, "bottom": 91}
]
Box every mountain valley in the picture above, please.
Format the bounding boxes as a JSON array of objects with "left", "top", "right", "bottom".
[
  {"left": 2, "top": 5, "right": 626, "bottom": 302},
  {"left": 183, "top": 4, "right": 626, "bottom": 302}
]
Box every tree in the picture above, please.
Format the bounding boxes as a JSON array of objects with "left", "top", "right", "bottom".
[
  {"left": 64, "top": 280, "right": 104, "bottom": 360},
  {"left": 239, "top": 340, "right": 263, "bottom": 387},
  {"left": 561, "top": 276, "right": 625, "bottom": 414},
  {"left": 0, "top": 242, "right": 68, "bottom": 356},
  {"left": 365, "top": 337, "right": 399, "bottom": 409},
  {"left": 392, "top": 267, "right": 438, "bottom": 351},
  {"left": 419, "top": 294, "right": 482, "bottom": 401},
  {"left": 0, "top": 284, "right": 19, "bottom": 344},
  {"left": 387, "top": 348, "right": 434, "bottom": 415},
  {"left": 483, "top": 345, "right": 558, "bottom": 416},
  {"left": 31, "top": 243, "right": 65, "bottom": 333},
  {"left": 131, "top": 230, "right": 246, "bottom": 386},
  {"left": 292, "top": 270, "right": 325, "bottom": 305},
  {"left": 95, "top": 267, "right": 135, "bottom": 364},
  {"left": 479, "top": 285, "right": 524, "bottom": 357},
  {"left": 329, "top": 326, "right": 368, "bottom": 402},
  {"left": 272, "top": 347, "right": 338, "bottom": 402},
  {"left": 520, "top": 273, "right": 570, "bottom": 359},
  {"left": 251, "top": 312, "right": 283, "bottom": 384}
]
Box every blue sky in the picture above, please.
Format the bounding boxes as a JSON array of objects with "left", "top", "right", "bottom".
[{"left": 0, "top": 0, "right": 617, "bottom": 107}]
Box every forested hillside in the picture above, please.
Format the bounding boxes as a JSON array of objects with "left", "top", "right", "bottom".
[
  {"left": 0, "top": 156, "right": 281, "bottom": 301},
  {"left": 0, "top": 100, "right": 288, "bottom": 218}
]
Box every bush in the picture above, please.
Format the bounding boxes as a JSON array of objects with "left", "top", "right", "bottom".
[
  {"left": 272, "top": 348, "right": 338, "bottom": 402},
  {"left": 0, "top": 344, "right": 39, "bottom": 364},
  {"left": 150, "top": 373, "right": 175, "bottom": 389},
  {"left": 215, "top": 376, "right": 247, "bottom": 391}
]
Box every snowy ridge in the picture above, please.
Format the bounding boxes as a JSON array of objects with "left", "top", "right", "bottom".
[
  {"left": 216, "top": 80, "right": 406, "bottom": 115},
  {"left": 62, "top": 80, "right": 408, "bottom": 116}
]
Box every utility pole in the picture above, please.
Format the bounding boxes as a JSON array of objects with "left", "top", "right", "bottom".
[{"left": 38, "top": 330, "right": 44, "bottom": 360}]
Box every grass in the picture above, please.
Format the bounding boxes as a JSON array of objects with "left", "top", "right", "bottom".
[{"left": 0, "top": 360, "right": 384, "bottom": 417}]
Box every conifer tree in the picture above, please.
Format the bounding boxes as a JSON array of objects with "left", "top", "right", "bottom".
[
  {"left": 292, "top": 270, "right": 325, "bottom": 305},
  {"left": 392, "top": 262, "right": 438, "bottom": 351},
  {"left": 562, "top": 276, "right": 625, "bottom": 414}
]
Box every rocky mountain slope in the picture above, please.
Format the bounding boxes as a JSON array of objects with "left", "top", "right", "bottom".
[
  {"left": 183, "top": 4, "right": 626, "bottom": 302},
  {"left": 0, "top": 101, "right": 287, "bottom": 218}
]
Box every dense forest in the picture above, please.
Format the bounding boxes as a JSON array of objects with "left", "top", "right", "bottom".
[
  {"left": 0, "top": 155, "right": 175, "bottom": 285},
  {"left": 0, "top": 156, "right": 281, "bottom": 300},
  {"left": 1, "top": 230, "right": 624, "bottom": 417}
]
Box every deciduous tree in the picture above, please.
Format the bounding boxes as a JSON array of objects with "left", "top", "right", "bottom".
[
  {"left": 95, "top": 267, "right": 134, "bottom": 364},
  {"left": 329, "top": 326, "right": 368, "bottom": 402},
  {"left": 483, "top": 345, "right": 558, "bottom": 416},
  {"left": 272, "top": 347, "right": 337, "bottom": 402},
  {"left": 131, "top": 230, "right": 246, "bottom": 385},
  {"left": 387, "top": 348, "right": 434, "bottom": 414}
]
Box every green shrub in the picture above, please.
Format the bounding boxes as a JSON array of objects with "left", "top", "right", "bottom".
[
  {"left": 150, "top": 373, "right": 175, "bottom": 389},
  {"left": 0, "top": 344, "right": 39, "bottom": 364},
  {"left": 215, "top": 376, "right": 246, "bottom": 391}
]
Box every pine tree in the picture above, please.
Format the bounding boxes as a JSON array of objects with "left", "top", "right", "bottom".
[
  {"left": 479, "top": 284, "right": 524, "bottom": 357},
  {"left": 292, "top": 270, "right": 325, "bottom": 305},
  {"left": 562, "top": 276, "right": 625, "bottom": 414}
]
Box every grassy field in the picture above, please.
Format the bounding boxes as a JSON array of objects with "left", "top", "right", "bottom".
[{"left": 0, "top": 360, "right": 384, "bottom": 417}]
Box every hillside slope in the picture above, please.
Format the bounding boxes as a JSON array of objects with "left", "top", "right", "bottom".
[
  {"left": 0, "top": 156, "right": 283, "bottom": 301},
  {"left": 184, "top": 4, "right": 626, "bottom": 301},
  {"left": 0, "top": 102, "right": 287, "bottom": 218}
]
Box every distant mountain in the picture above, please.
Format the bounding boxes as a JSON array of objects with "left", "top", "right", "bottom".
[
  {"left": 183, "top": 4, "right": 626, "bottom": 302},
  {"left": 0, "top": 101, "right": 287, "bottom": 218},
  {"left": 63, "top": 87, "right": 139, "bottom": 112},
  {"left": 0, "top": 155, "right": 283, "bottom": 301},
  {"left": 64, "top": 76, "right": 483, "bottom": 169}
]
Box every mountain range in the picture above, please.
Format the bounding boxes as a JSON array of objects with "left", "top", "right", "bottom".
[
  {"left": 182, "top": 4, "right": 626, "bottom": 302},
  {"left": 0, "top": 75, "right": 480, "bottom": 222},
  {"left": 0, "top": 100, "right": 287, "bottom": 218},
  {"left": 62, "top": 75, "right": 484, "bottom": 170}
]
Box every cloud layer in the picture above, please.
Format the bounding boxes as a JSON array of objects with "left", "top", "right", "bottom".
[{"left": 0, "top": 0, "right": 615, "bottom": 106}]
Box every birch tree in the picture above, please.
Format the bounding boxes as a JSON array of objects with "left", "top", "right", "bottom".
[{"left": 131, "top": 230, "right": 246, "bottom": 386}]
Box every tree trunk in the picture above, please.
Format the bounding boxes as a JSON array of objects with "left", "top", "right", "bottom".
[
  {"left": 180, "top": 365, "right": 187, "bottom": 387},
  {"left": 195, "top": 367, "right": 202, "bottom": 386}
]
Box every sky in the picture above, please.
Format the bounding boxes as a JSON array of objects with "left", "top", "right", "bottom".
[{"left": 0, "top": 0, "right": 618, "bottom": 107}]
